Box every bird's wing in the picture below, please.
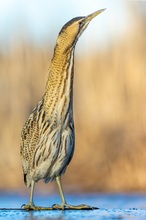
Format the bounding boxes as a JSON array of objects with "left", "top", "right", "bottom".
[
  {"left": 20, "top": 100, "right": 43, "bottom": 177},
  {"left": 20, "top": 98, "right": 62, "bottom": 183}
]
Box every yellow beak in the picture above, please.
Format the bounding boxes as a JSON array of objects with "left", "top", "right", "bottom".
[{"left": 86, "top": 8, "right": 106, "bottom": 22}]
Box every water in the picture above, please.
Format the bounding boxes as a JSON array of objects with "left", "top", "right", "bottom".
[{"left": 0, "top": 193, "right": 146, "bottom": 219}]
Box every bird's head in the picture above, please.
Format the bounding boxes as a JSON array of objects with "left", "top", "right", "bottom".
[{"left": 55, "top": 9, "right": 106, "bottom": 54}]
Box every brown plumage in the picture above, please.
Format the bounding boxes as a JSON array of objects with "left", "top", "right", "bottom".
[{"left": 20, "top": 9, "right": 105, "bottom": 210}]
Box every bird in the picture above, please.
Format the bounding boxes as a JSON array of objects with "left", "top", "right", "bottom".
[{"left": 20, "top": 8, "right": 105, "bottom": 210}]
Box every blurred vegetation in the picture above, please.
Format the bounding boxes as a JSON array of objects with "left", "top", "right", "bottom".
[{"left": 0, "top": 6, "right": 146, "bottom": 193}]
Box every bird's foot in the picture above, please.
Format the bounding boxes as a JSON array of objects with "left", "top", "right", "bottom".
[
  {"left": 22, "top": 203, "right": 55, "bottom": 211},
  {"left": 22, "top": 203, "right": 42, "bottom": 211},
  {"left": 52, "top": 203, "right": 98, "bottom": 210}
]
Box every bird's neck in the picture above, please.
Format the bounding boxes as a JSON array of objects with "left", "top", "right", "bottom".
[{"left": 44, "top": 47, "right": 75, "bottom": 123}]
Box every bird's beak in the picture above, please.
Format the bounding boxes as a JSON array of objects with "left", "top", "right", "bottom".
[{"left": 86, "top": 8, "right": 106, "bottom": 23}]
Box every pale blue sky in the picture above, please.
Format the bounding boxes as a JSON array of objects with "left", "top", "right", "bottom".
[{"left": 0, "top": 0, "right": 139, "bottom": 52}]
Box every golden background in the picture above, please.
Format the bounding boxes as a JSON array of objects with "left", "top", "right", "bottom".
[{"left": 0, "top": 4, "right": 146, "bottom": 193}]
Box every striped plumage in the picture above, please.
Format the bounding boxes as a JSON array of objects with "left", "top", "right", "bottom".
[{"left": 20, "top": 9, "right": 105, "bottom": 210}]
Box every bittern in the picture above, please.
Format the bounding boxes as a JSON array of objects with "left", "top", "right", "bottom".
[{"left": 20, "top": 9, "right": 105, "bottom": 210}]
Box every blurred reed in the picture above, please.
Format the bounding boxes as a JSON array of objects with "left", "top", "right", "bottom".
[{"left": 0, "top": 13, "right": 146, "bottom": 192}]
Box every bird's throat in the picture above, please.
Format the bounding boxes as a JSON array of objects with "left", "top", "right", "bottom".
[{"left": 44, "top": 49, "right": 75, "bottom": 124}]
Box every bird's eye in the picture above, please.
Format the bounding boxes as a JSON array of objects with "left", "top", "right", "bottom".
[{"left": 79, "top": 21, "right": 84, "bottom": 29}]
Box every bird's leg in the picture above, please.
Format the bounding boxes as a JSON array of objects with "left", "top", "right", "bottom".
[
  {"left": 23, "top": 180, "right": 41, "bottom": 210},
  {"left": 55, "top": 176, "right": 67, "bottom": 209},
  {"left": 22, "top": 180, "right": 54, "bottom": 210},
  {"left": 52, "top": 176, "right": 95, "bottom": 210}
]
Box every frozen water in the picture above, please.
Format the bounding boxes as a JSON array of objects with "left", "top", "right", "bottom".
[{"left": 0, "top": 193, "right": 146, "bottom": 219}]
